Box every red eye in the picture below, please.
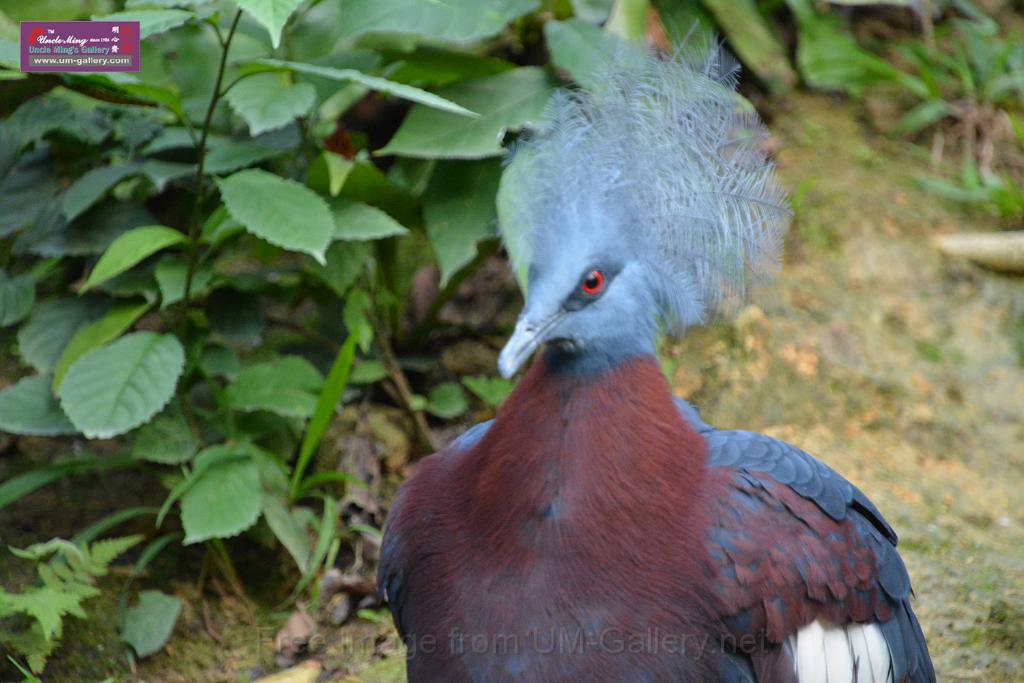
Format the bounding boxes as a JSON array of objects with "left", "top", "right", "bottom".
[{"left": 581, "top": 269, "right": 604, "bottom": 295}]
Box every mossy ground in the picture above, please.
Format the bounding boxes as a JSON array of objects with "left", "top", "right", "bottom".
[{"left": 2, "top": 93, "right": 1022, "bottom": 681}]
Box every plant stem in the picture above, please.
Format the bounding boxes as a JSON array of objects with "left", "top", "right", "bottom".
[
  {"left": 368, "top": 309, "right": 438, "bottom": 453},
  {"left": 181, "top": 9, "right": 242, "bottom": 317}
]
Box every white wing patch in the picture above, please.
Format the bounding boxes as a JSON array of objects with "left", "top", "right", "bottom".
[{"left": 788, "top": 619, "right": 893, "bottom": 683}]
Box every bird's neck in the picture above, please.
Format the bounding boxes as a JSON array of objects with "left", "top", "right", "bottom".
[{"left": 461, "top": 353, "right": 708, "bottom": 536}]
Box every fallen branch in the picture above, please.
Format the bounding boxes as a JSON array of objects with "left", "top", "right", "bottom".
[{"left": 933, "top": 231, "right": 1024, "bottom": 274}]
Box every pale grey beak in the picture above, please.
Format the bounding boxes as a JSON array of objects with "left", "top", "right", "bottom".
[{"left": 497, "top": 313, "right": 562, "bottom": 378}]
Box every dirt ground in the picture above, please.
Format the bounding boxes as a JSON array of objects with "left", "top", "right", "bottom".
[{"left": 5, "top": 92, "right": 1023, "bottom": 681}]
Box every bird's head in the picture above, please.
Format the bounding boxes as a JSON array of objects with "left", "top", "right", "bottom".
[{"left": 497, "top": 42, "right": 790, "bottom": 378}]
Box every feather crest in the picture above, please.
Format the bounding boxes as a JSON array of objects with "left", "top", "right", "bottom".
[{"left": 500, "top": 39, "right": 791, "bottom": 330}]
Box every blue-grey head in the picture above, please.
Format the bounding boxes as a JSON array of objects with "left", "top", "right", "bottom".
[{"left": 496, "top": 42, "right": 791, "bottom": 378}]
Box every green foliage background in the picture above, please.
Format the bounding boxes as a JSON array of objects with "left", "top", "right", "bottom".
[{"left": 0, "top": 0, "right": 1020, "bottom": 677}]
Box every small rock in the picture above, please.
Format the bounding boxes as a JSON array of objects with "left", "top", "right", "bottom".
[
  {"left": 328, "top": 594, "right": 352, "bottom": 626},
  {"left": 274, "top": 611, "right": 317, "bottom": 667}
]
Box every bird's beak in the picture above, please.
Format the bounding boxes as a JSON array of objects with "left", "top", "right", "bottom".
[{"left": 497, "top": 312, "right": 562, "bottom": 378}]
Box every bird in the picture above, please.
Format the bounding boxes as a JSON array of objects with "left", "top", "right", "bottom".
[{"left": 378, "top": 41, "right": 935, "bottom": 682}]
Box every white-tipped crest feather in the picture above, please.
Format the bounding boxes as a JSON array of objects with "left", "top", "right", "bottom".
[{"left": 500, "top": 39, "right": 790, "bottom": 332}]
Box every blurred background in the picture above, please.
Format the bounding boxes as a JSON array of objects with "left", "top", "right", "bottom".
[{"left": 0, "top": 0, "right": 1021, "bottom": 680}]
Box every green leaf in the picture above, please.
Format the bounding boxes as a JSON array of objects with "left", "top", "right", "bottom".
[
  {"left": 702, "top": 0, "right": 796, "bottom": 95},
  {"left": 15, "top": 200, "right": 156, "bottom": 259},
  {"left": 121, "top": 590, "right": 182, "bottom": 658},
  {"left": 257, "top": 59, "right": 477, "bottom": 117},
  {"left": 785, "top": 0, "right": 900, "bottom": 97},
  {"left": 236, "top": 0, "right": 304, "bottom": 48},
  {"left": 383, "top": 49, "right": 515, "bottom": 88},
  {"left": 180, "top": 447, "right": 261, "bottom": 543},
  {"left": 52, "top": 300, "right": 150, "bottom": 391},
  {"left": 203, "top": 140, "right": 286, "bottom": 175},
  {"left": 93, "top": 9, "right": 194, "bottom": 39},
  {"left": 153, "top": 257, "right": 213, "bottom": 309},
  {"left": 891, "top": 99, "right": 952, "bottom": 137},
  {"left": 17, "top": 297, "right": 108, "bottom": 373},
  {"left": 423, "top": 159, "right": 501, "bottom": 285},
  {"left": 0, "top": 375, "right": 76, "bottom": 436},
  {"left": 426, "top": 382, "right": 468, "bottom": 418},
  {"left": 225, "top": 72, "right": 316, "bottom": 136},
  {"left": 82, "top": 226, "right": 186, "bottom": 291},
  {"left": 226, "top": 356, "right": 324, "bottom": 418},
  {"left": 544, "top": 19, "right": 632, "bottom": 91},
  {"left": 307, "top": 241, "right": 370, "bottom": 297},
  {"left": 332, "top": 198, "right": 409, "bottom": 241},
  {"left": 58, "top": 332, "right": 185, "bottom": 439},
  {"left": 131, "top": 407, "right": 198, "bottom": 464},
  {"left": 461, "top": 375, "right": 514, "bottom": 407},
  {"left": 290, "top": 334, "right": 357, "bottom": 500},
  {"left": 61, "top": 164, "right": 141, "bottom": 222},
  {"left": 199, "top": 344, "right": 240, "bottom": 380},
  {"left": 216, "top": 169, "right": 334, "bottom": 264},
  {"left": 0, "top": 149, "right": 59, "bottom": 239},
  {"left": 338, "top": 0, "right": 538, "bottom": 44},
  {"left": 3, "top": 586, "right": 85, "bottom": 642},
  {"left": 141, "top": 160, "right": 194, "bottom": 192},
  {"left": 378, "top": 68, "right": 554, "bottom": 159},
  {"left": 308, "top": 151, "right": 354, "bottom": 197},
  {"left": 261, "top": 494, "right": 311, "bottom": 571},
  {"left": 349, "top": 360, "right": 387, "bottom": 384},
  {"left": 606, "top": 0, "right": 648, "bottom": 41},
  {"left": 571, "top": 0, "right": 614, "bottom": 22},
  {"left": 0, "top": 270, "right": 35, "bottom": 327}
]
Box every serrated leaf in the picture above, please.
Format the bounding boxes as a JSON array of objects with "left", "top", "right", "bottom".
[
  {"left": 338, "top": 0, "right": 538, "bottom": 44},
  {"left": 0, "top": 270, "right": 35, "bottom": 327},
  {"left": 86, "top": 534, "right": 143, "bottom": 572},
  {"left": 426, "top": 382, "right": 467, "bottom": 418},
  {"left": 94, "top": 9, "right": 194, "bottom": 39},
  {"left": 0, "top": 375, "right": 76, "bottom": 436},
  {"left": 132, "top": 407, "right": 198, "bottom": 464},
  {"left": 236, "top": 0, "right": 303, "bottom": 48},
  {"left": 261, "top": 494, "right": 311, "bottom": 572},
  {"left": 2, "top": 587, "right": 85, "bottom": 641},
  {"left": 216, "top": 169, "right": 333, "bottom": 263},
  {"left": 225, "top": 72, "right": 315, "bottom": 136},
  {"left": 226, "top": 356, "right": 324, "bottom": 418},
  {"left": 58, "top": 332, "right": 185, "bottom": 439},
  {"left": 423, "top": 159, "right": 501, "bottom": 284},
  {"left": 121, "top": 590, "right": 182, "bottom": 657},
  {"left": 180, "top": 447, "right": 261, "bottom": 543},
  {"left": 52, "top": 300, "right": 151, "bottom": 391},
  {"left": 61, "top": 164, "right": 141, "bottom": 222},
  {"left": 379, "top": 68, "right": 555, "bottom": 159},
  {"left": 82, "top": 226, "right": 186, "bottom": 291},
  {"left": 17, "top": 297, "right": 108, "bottom": 372},
  {"left": 332, "top": 198, "right": 409, "bottom": 241},
  {"left": 257, "top": 59, "right": 477, "bottom": 117}
]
